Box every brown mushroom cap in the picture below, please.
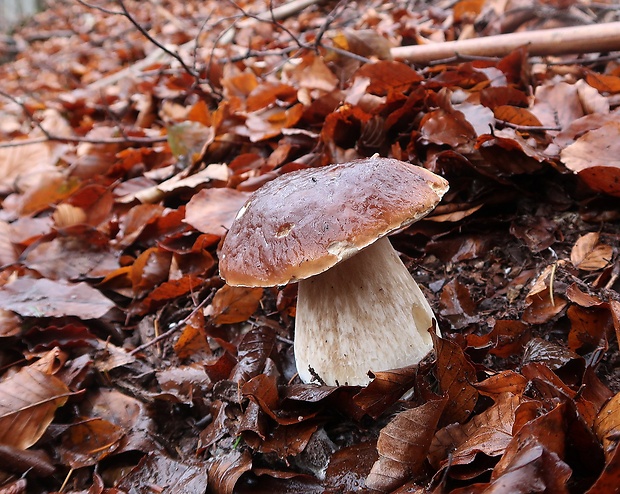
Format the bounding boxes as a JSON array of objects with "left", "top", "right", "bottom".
[{"left": 219, "top": 157, "right": 449, "bottom": 287}]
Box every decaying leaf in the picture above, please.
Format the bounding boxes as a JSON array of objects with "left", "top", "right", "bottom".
[
  {"left": 366, "top": 397, "right": 447, "bottom": 492},
  {"left": 432, "top": 332, "right": 479, "bottom": 424},
  {"left": 570, "top": 232, "right": 613, "bottom": 271},
  {"left": 594, "top": 392, "right": 620, "bottom": 460}
]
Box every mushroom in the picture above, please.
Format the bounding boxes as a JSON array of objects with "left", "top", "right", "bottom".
[{"left": 218, "top": 157, "right": 449, "bottom": 386}]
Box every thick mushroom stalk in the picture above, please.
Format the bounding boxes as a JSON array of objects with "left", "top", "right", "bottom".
[{"left": 295, "top": 236, "right": 435, "bottom": 386}]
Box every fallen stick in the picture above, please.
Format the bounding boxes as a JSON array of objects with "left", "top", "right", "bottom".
[{"left": 391, "top": 22, "right": 620, "bottom": 64}]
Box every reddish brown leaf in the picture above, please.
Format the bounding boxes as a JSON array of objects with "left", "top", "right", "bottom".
[
  {"left": 567, "top": 304, "right": 612, "bottom": 352},
  {"left": 79, "top": 388, "right": 158, "bottom": 454},
  {"left": 130, "top": 247, "right": 172, "bottom": 297},
  {"left": 366, "top": 397, "right": 447, "bottom": 492},
  {"left": 354, "top": 61, "right": 422, "bottom": 95},
  {"left": 325, "top": 441, "right": 379, "bottom": 492},
  {"left": 208, "top": 449, "right": 252, "bottom": 494},
  {"left": 0, "top": 277, "right": 114, "bottom": 318},
  {"left": 429, "top": 393, "right": 524, "bottom": 475},
  {"left": 585, "top": 71, "right": 620, "bottom": 94},
  {"left": 467, "top": 320, "right": 531, "bottom": 358},
  {"left": 474, "top": 371, "right": 529, "bottom": 399},
  {"left": 439, "top": 278, "right": 478, "bottom": 329},
  {"left": 432, "top": 332, "right": 479, "bottom": 424},
  {"left": 24, "top": 230, "right": 119, "bottom": 281},
  {"left": 494, "top": 105, "right": 542, "bottom": 126},
  {"left": 586, "top": 444, "right": 620, "bottom": 494},
  {"left": 353, "top": 366, "right": 418, "bottom": 419}
]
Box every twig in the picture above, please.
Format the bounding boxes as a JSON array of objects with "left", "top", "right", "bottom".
[
  {"left": 129, "top": 291, "right": 214, "bottom": 356},
  {"left": 391, "top": 22, "right": 620, "bottom": 64},
  {"left": 115, "top": 0, "right": 199, "bottom": 82},
  {"left": 495, "top": 119, "right": 562, "bottom": 132},
  {"left": 0, "top": 134, "right": 168, "bottom": 149}
]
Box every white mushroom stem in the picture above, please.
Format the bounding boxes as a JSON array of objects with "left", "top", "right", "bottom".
[{"left": 294, "top": 236, "right": 437, "bottom": 386}]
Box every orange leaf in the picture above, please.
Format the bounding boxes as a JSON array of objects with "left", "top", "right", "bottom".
[
  {"left": 494, "top": 105, "right": 543, "bottom": 127},
  {"left": 210, "top": 285, "right": 263, "bottom": 325}
]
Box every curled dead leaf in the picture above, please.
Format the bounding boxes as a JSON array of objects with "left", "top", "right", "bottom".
[{"left": 570, "top": 232, "right": 612, "bottom": 271}]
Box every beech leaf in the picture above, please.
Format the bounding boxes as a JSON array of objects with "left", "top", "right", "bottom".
[
  {"left": 0, "top": 278, "right": 115, "bottom": 319},
  {"left": 210, "top": 285, "right": 264, "bottom": 325},
  {"left": 0, "top": 365, "right": 71, "bottom": 449},
  {"left": 570, "top": 232, "right": 613, "bottom": 271},
  {"left": 366, "top": 397, "right": 447, "bottom": 492}
]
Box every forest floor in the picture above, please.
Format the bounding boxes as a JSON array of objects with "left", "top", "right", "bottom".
[{"left": 1, "top": 0, "right": 620, "bottom": 493}]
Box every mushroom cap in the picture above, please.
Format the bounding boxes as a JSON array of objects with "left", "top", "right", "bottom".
[{"left": 219, "top": 157, "right": 449, "bottom": 287}]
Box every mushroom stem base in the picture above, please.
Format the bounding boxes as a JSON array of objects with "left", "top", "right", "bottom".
[{"left": 294, "top": 236, "right": 437, "bottom": 386}]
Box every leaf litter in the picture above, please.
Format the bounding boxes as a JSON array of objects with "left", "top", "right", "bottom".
[{"left": 0, "top": 0, "right": 619, "bottom": 492}]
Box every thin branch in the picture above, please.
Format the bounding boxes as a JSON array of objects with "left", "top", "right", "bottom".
[
  {"left": 0, "top": 134, "right": 168, "bottom": 148},
  {"left": 0, "top": 88, "right": 52, "bottom": 139},
  {"left": 115, "top": 0, "right": 200, "bottom": 82}
]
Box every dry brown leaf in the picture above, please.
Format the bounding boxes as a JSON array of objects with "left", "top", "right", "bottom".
[
  {"left": 0, "top": 277, "right": 115, "bottom": 318},
  {"left": 432, "top": 332, "right": 479, "bottom": 424},
  {"left": 59, "top": 418, "right": 124, "bottom": 468},
  {"left": 184, "top": 187, "right": 251, "bottom": 237},
  {"left": 561, "top": 121, "right": 620, "bottom": 197},
  {"left": 570, "top": 232, "right": 613, "bottom": 271},
  {"left": 210, "top": 285, "right": 264, "bottom": 325},
  {"left": 208, "top": 449, "right": 252, "bottom": 494},
  {"left": 594, "top": 391, "right": 620, "bottom": 460},
  {"left": 0, "top": 365, "right": 71, "bottom": 449},
  {"left": 366, "top": 397, "right": 447, "bottom": 492},
  {"left": 0, "top": 142, "right": 57, "bottom": 195},
  {"left": 429, "top": 393, "right": 523, "bottom": 473}
]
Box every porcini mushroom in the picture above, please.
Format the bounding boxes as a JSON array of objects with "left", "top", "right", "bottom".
[{"left": 218, "top": 157, "right": 449, "bottom": 386}]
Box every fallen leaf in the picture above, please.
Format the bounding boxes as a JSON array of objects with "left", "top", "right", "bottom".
[
  {"left": 210, "top": 285, "right": 264, "bottom": 325},
  {"left": 432, "top": 332, "right": 479, "bottom": 424},
  {"left": 594, "top": 391, "right": 620, "bottom": 460},
  {"left": 208, "top": 449, "right": 252, "bottom": 494},
  {"left": 185, "top": 187, "right": 252, "bottom": 237},
  {"left": 561, "top": 121, "right": 620, "bottom": 197},
  {"left": 570, "top": 232, "right": 613, "bottom": 271},
  {"left": 0, "top": 277, "right": 115, "bottom": 318},
  {"left": 366, "top": 397, "right": 447, "bottom": 492},
  {"left": 116, "top": 453, "right": 208, "bottom": 493},
  {"left": 0, "top": 365, "right": 71, "bottom": 449}
]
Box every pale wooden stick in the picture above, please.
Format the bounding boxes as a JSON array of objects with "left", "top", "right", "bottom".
[{"left": 391, "top": 22, "right": 620, "bottom": 64}]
